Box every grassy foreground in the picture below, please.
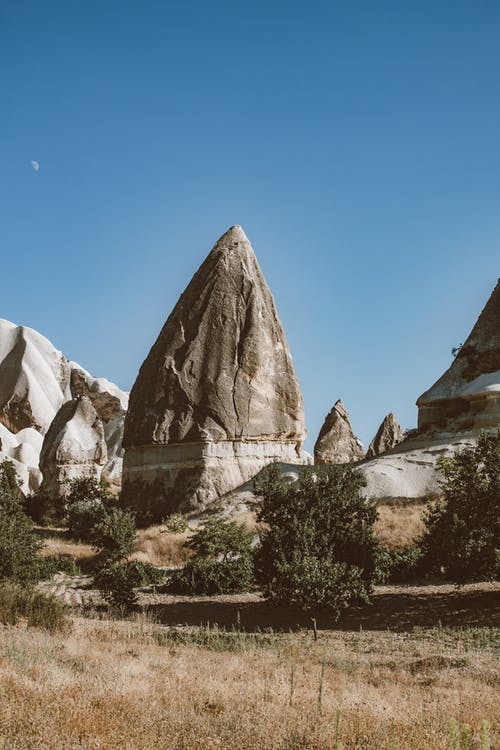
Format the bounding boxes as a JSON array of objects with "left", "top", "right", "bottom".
[{"left": 0, "top": 613, "right": 497, "bottom": 750}]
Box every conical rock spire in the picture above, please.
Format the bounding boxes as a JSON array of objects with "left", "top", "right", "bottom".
[
  {"left": 123, "top": 226, "right": 306, "bottom": 513},
  {"left": 314, "top": 400, "right": 364, "bottom": 464}
]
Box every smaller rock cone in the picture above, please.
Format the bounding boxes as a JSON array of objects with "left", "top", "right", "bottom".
[
  {"left": 366, "top": 413, "right": 404, "bottom": 459},
  {"left": 314, "top": 400, "right": 365, "bottom": 464}
]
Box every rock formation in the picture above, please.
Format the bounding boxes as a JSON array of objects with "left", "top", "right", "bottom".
[
  {"left": 359, "top": 278, "right": 499, "bottom": 501},
  {"left": 39, "top": 396, "right": 107, "bottom": 496},
  {"left": 314, "top": 400, "right": 365, "bottom": 464},
  {"left": 123, "top": 225, "right": 306, "bottom": 513},
  {"left": 0, "top": 319, "right": 128, "bottom": 493},
  {"left": 417, "top": 279, "right": 500, "bottom": 434},
  {"left": 366, "top": 413, "right": 404, "bottom": 458}
]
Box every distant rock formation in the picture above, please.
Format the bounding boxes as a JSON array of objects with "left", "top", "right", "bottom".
[
  {"left": 39, "top": 396, "right": 107, "bottom": 496},
  {"left": 366, "top": 413, "right": 404, "bottom": 459},
  {"left": 0, "top": 319, "right": 128, "bottom": 493},
  {"left": 360, "top": 278, "right": 500, "bottom": 501},
  {"left": 123, "top": 225, "right": 306, "bottom": 513},
  {"left": 314, "top": 400, "right": 364, "bottom": 464},
  {"left": 417, "top": 278, "right": 500, "bottom": 434}
]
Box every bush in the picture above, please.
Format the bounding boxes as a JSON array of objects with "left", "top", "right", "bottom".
[
  {"left": 66, "top": 475, "right": 112, "bottom": 541},
  {"left": 168, "top": 518, "right": 255, "bottom": 595},
  {"left": 0, "top": 464, "right": 44, "bottom": 584},
  {"left": 36, "top": 554, "right": 81, "bottom": 580},
  {"left": 91, "top": 508, "right": 136, "bottom": 562},
  {"left": 94, "top": 562, "right": 138, "bottom": 606},
  {"left": 255, "top": 464, "right": 378, "bottom": 620},
  {"left": 163, "top": 513, "right": 189, "bottom": 534},
  {"left": 421, "top": 431, "right": 500, "bottom": 583},
  {"left": 374, "top": 546, "right": 424, "bottom": 584},
  {"left": 0, "top": 581, "right": 70, "bottom": 632},
  {"left": 24, "top": 488, "right": 65, "bottom": 526}
]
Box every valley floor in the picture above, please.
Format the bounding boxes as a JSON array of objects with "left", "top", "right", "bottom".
[{"left": 0, "top": 582, "right": 499, "bottom": 750}]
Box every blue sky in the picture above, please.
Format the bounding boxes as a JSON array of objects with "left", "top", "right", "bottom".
[{"left": 1, "top": 1, "right": 499, "bottom": 450}]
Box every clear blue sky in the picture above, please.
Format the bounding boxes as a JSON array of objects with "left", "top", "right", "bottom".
[{"left": 1, "top": 1, "right": 499, "bottom": 451}]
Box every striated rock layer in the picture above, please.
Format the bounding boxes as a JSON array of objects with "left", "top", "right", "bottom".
[
  {"left": 123, "top": 225, "right": 306, "bottom": 513},
  {"left": 360, "top": 278, "right": 500, "bottom": 501},
  {"left": 417, "top": 278, "right": 500, "bottom": 434},
  {"left": 314, "top": 400, "right": 364, "bottom": 464}
]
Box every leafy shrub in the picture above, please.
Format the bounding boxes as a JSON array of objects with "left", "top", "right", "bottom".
[
  {"left": 0, "top": 466, "right": 44, "bottom": 584},
  {"left": 169, "top": 556, "right": 255, "bottom": 595},
  {"left": 0, "top": 458, "right": 24, "bottom": 500},
  {"left": 91, "top": 508, "right": 136, "bottom": 562},
  {"left": 163, "top": 513, "right": 189, "bottom": 534},
  {"left": 66, "top": 475, "right": 112, "bottom": 541},
  {"left": 374, "top": 546, "right": 424, "bottom": 584},
  {"left": 255, "top": 464, "right": 378, "bottom": 620},
  {"left": 24, "top": 488, "right": 65, "bottom": 526},
  {"left": 421, "top": 431, "right": 500, "bottom": 583},
  {"left": 36, "top": 554, "right": 81, "bottom": 580},
  {"left": 121, "top": 560, "right": 164, "bottom": 586},
  {"left": 168, "top": 518, "right": 255, "bottom": 595},
  {"left": 0, "top": 581, "right": 70, "bottom": 632},
  {"left": 94, "top": 562, "right": 139, "bottom": 606},
  {"left": 67, "top": 499, "right": 107, "bottom": 541}
]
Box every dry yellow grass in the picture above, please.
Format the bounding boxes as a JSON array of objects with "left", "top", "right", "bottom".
[
  {"left": 132, "top": 525, "right": 192, "bottom": 567},
  {"left": 374, "top": 500, "right": 427, "bottom": 551},
  {"left": 0, "top": 615, "right": 497, "bottom": 750}
]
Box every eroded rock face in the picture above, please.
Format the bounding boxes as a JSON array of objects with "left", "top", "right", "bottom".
[
  {"left": 0, "top": 319, "right": 128, "bottom": 493},
  {"left": 39, "top": 396, "right": 107, "bottom": 496},
  {"left": 366, "top": 413, "right": 405, "bottom": 459},
  {"left": 123, "top": 225, "right": 306, "bottom": 512},
  {"left": 417, "top": 279, "right": 500, "bottom": 434},
  {"left": 314, "top": 400, "right": 364, "bottom": 464}
]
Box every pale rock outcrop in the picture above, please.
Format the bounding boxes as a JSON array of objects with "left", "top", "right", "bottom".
[
  {"left": 0, "top": 319, "right": 128, "bottom": 493},
  {"left": 417, "top": 279, "right": 500, "bottom": 433},
  {"left": 360, "top": 278, "right": 500, "bottom": 501},
  {"left": 314, "top": 400, "right": 365, "bottom": 464},
  {"left": 123, "top": 225, "right": 306, "bottom": 513},
  {"left": 39, "top": 396, "right": 107, "bottom": 496},
  {"left": 366, "top": 413, "right": 405, "bottom": 459}
]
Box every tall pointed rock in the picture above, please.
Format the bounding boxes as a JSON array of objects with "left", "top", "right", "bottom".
[
  {"left": 417, "top": 279, "right": 500, "bottom": 433},
  {"left": 314, "top": 400, "right": 364, "bottom": 464},
  {"left": 123, "top": 225, "right": 306, "bottom": 514},
  {"left": 366, "top": 413, "right": 404, "bottom": 459}
]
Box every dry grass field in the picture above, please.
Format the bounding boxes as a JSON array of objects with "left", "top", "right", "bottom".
[{"left": 0, "top": 608, "right": 497, "bottom": 750}]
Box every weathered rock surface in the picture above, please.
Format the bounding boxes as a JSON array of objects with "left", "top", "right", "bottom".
[
  {"left": 360, "top": 278, "right": 499, "bottom": 501},
  {"left": 0, "top": 319, "right": 128, "bottom": 493},
  {"left": 366, "top": 413, "right": 405, "bottom": 459},
  {"left": 39, "top": 396, "right": 107, "bottom": 496},
  {"left": 417, "top": 278, "right": 500, "bottom": 434},
  {"left": 123, "top": 225, "right": 306, "bottom": 513},
  {"left": 314, "top": 400, "right": 364, "bottom": 464}
]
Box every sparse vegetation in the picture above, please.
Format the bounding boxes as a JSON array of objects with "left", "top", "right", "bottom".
[
  {"left": 422, "top": 431, "right": 500, "bottom": 583},
  {"left": 255, "top": 464, "right": 379, "bottom": 620},
  {"left": 0, "top": 581, "right": 70, "bottom": 632},
  {"left": 168, "top": 518, "right": 255, "bottom": 595}
]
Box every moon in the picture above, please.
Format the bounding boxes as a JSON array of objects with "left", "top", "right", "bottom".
[{"left": 30, "top": 160, "right": 40, "bottom": 172}]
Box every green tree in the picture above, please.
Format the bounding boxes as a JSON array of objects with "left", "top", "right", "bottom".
[
  {"left": 422, "top": 431, "right": 500, "bottom": 583},
  {"left": 91, "top": 508, "right": 136, "bottom": 563},
  {"left": 169, "top": 518, "right": 255, "bottom": 595},
  {"left": 255, "top": 464, "right": 378, "bottom": 621},
  {"left": 66, "top": 475, "right": 112, "bottom": 540},
  {"left": 0, "top": 459, "right": 43, "bottom": 583}
]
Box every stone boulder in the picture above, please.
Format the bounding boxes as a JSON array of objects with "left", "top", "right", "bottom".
[
  {"left": 314, "top": 400, "right": 365, "bottom": 464},
  {"left": 123, "top": 225, "right": 306, "bottom": 513},
  {"left": 39, "top": 396, "right": 107, "bottom": 497},
  {"left": 366, "top": 413, "right": 405, "bottom": 458}
]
